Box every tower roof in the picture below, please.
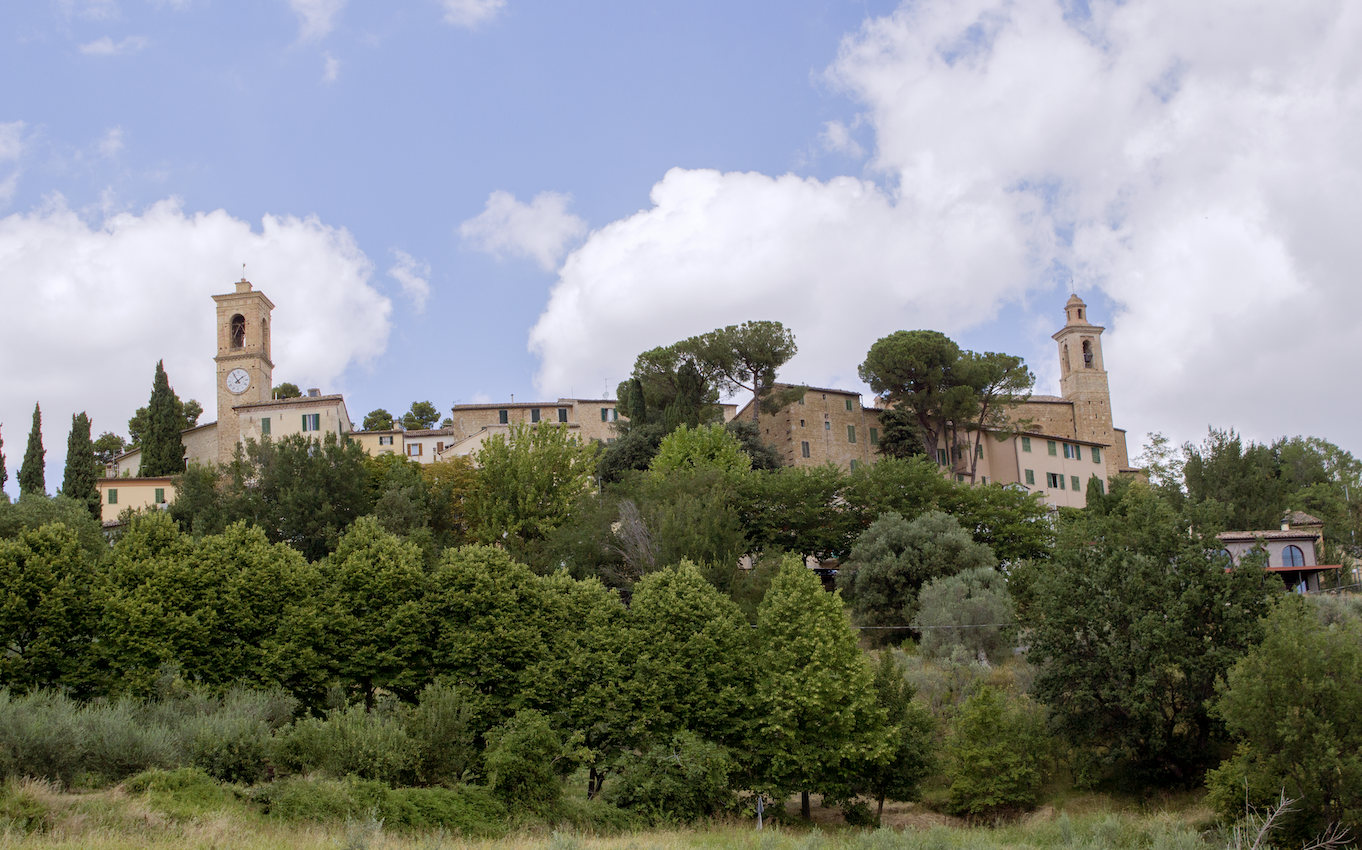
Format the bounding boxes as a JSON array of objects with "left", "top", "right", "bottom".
[{"left": 1066, "top": 293, "right": 1085, "bottom": 308}]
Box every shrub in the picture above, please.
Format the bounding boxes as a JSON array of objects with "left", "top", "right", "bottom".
[
  {"left": 403, "top": 681, "right": 479, "bottom": 786},
  {"left": 258, "top": 775, "right": 507, "bottom": 836},
  {"left": 0, "top": 689, "right": 83, "bottom": 785},
  {"left": 912, "top": 567, "right": 1015, "bottom": 664},
  {"left": 185, "top": 688, "right": 297, "bottom": 783},
  {"left": 0, "top": 778, "right": 57, "bottom": 834},
  {"left": 944, "top": 686, "right": 1048, "bottom": 818},
  {"left": 605, "top": 731, "right": 734, "bottom": 823},
  {"left": 483, "top": 709, "right": 565, "bottom": 809},
  {"left": 126, "top": 767, "right": 233, "bottom": 819},
  {"left": 79, "top": 698, "right": 181, "bottom": 783},
  {"left": 274, "top": 704, "right": 418, "bottom": 784}
]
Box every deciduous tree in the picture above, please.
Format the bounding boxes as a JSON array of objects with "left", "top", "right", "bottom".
[
  {"left": 650, "top": 423, "right": 751, "bottom": 476},
  {"left": 847, "top": 651, "right": 936, "bottom": 819},
  {"left": 472, "top": 422, "right": 598, "bottom": 545}
]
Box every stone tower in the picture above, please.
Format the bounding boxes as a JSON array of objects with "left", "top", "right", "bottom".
[
  {"left": 212, "top": 278, "right": 274, "bottom": 463},
  {"left": 1052, "top": 293, "right": 1118, "bottom": 469}
]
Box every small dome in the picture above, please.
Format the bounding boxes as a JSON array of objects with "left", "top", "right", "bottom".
[{"left": 1066, "top": 293, "right": 1086, "bottom": 308}]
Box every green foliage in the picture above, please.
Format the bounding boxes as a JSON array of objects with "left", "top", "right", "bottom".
[
  {"left": 1206, "top": 596, "right": 1362, "bottom": 842},
  {"left": 678, "top": 320, "right": 800, "bottom": 422},
  {"left": 0, "top": 494, "right": 110, "bottom": 561},
  {"left": 126, "top": 767, "right": 233, "bottom": 820},
  {"left": 874, "top": 406, "right": 927, "bottom": 461},
  {"left": 257, "top": 775, "right": 507, "bottom": 835},
  {"left": 401, "top": 401, "right": 441, "bottom": 431},
  {"left": 141, "top": 361, "right": 187, "bottom": 477},
  {"left": 92, "top": 431, "right": 128, "bottom": 466},
  {"left": 483, "top": 708, "right": 566, "bottom": 808},
  {"left": 275, "top": 703, "right": 419, "bottom": 784},
  {"left": 18, "top": 403, "right": 45, "bottom": 496},
  {"left": 605, "top": 730, "right": 735, "bottom": 822},
  {"left": 945, "top": 686, "right": 1048, "bottom": 817},
  {"left": 598, "top": 424, "right": 665, "bottom": 483},
  {"left": 1019, "top": 484, "right": 1274, "bottom": 782},
  {"left": 752, "top": 556, "right": 892, "bottom": 801},
  {"left": 272, "top": 383, "right": 303, "bottom": 400},
  {"left": 472, "top": 422, "right": 598, "bottom": 545},
  {"left": 846, "top": 651, "right": 936, "bottom": 817},
  {"left": 650, "top": 423, "right": 752, "bottom": 476},
  {"left": 0, "top": 523, "right": 100, "bottom": 696},
  {"left": 61, "top": 413, "right": 100, "bottom": 519},
  {"left": 725, "top": 419, "right": 783, "bottom": 470},
  {"left": 838, "top": 511, "right": 998, "bottom": 640},
  {"left": 912, "top": 567, "right": 1016, "bottom": 664},
  {"left": 404, "top": 680, "right": 479, "bottom": 786},
  {"left": 181, "top": 687, "right": 298, "bottom": 783},
  {"left": 362, "top": 408, "right": 394, "bottom": 431},
  {"left": 0, "top": 426, "right": 6, "bottom": 494}
]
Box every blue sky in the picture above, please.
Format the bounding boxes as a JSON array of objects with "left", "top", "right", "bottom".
[{"left": 3, "top": 0, "right": 1360, "bottom": 495}]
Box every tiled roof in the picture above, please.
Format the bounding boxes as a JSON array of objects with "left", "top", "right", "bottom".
[
  {"left": 1218, "top": 530, "right": 1321, "bottom": 541},
  {"left": 1283, "top": 510, "right": 1324, "bottom": 527}
]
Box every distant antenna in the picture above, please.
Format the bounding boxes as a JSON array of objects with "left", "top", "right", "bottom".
[{"left": 242, "top": 262, "right": 247, "bottom": 280}]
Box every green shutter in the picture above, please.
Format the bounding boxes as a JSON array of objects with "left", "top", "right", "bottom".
[
  {"left": 108, "top": 488, "right": 117, "bottom": 504},
  {"left": 155, "top": 488, "right": 165, "bottom": 503},
  {"left": 1072, "top": 475, "right": 1081, "bottom": 491},
  {"left": 261, "top": 417, "right": 270, "bottom": 435},
  {"left": 869, "top": 428, "right": 878, "bottom": 446},
  {"left": 1092, "top": 446, "right": 1102, "bottom": 463},
  {"left": 1024, "top": 469, "right": 1034, "bottom": 486},
  {"left": 847, "top": 425, "right": 856, "bottom": 443},
  {"left": 1021, "top": 436, "right": 1031, "bottom": 452},
  {"left": 1047, "top": 440, "right": 1057, "bottom": 456}
]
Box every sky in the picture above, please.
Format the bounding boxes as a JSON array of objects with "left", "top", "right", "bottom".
[{"left": 2, "top": 0, "right": 1360, "bottom": 497}]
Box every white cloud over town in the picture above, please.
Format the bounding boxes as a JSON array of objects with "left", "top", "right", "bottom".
[
  {"left": 78, "top": 36, "right": 150, "bottom": 56},
  {"left": 286, "top": 0, "right": 345, "bottom": 42},
  {"left": 459, "top": 190, "right": 587, "bottom": 272},
  {"left": 0, "top": 198, "right": 391, "bottom": 490},
  {"left": 388, "top": 249, "right": 431, "bottom": 312},
  {"left": 529, "top": 0, "right": 1362, "bottom": 452},
  {"left": 440, "top": 0, "right": 505, "bottom": 29}
]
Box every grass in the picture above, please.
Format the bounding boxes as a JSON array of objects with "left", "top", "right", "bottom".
[{"left": 0, "top": 776, "right": 1222, "bottom": 850}]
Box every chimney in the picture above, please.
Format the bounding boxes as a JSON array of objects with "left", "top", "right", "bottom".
[{"left": 307, "top": 388, "right": 321, "bottom": 398}]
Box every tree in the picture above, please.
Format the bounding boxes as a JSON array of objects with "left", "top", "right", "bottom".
[
  {"left": 272, "top": 382, "right": 303, "bottom": 400},
  {"left": 484, "top": 709, "right": 567, "bottom": 809},
  {"left": 0, "top": 425, "right": 7, "bottom": 494},
  {"left": 952, "top": 351, "right": 1034, "bottom": 483},
  {"left": 752, "top": 556, "right": 892, "bottom": 818},
  {"left": 18, "top": 403, "right": 44, "bottom": 496},
  {"left": 1206, "top": 597, "right": 1362, "bottom": 843},
  {"left": 859, "top": 330, "right": 965, "bottom": 459},
  {"left": 837, "top": 511, "right": 998, "bottom": 639},
  {"left": 848, "top": 651, "right": 936, "bottom": 820},
  {"left": 128, "top": 393, "right": 200, "bottom": 448},
  {"left": 1019, "top": 484, "right": 1275, "bottom": 782},
  {"left": 650, "top": 423, "right": 752, "bottom": 476},
  {"left": 471, "top": 422, "right": 598, "bottom": 546},
  {"left": 680, "top": 321, "right": 803, "bottom": 424},
  {"left": 141, "top": 361, "right": 187, "bottom": 476},
  {"left": 944, "top": 686, "right": 1048, "bottom": 817},
  {"left": 874, "top": 407, "right": 927, "bottom": 461},
  {"left": 1134, "top": 432, "right": 1185, "bottom": 494},
  {"left": 1182, "top": 428, "right": 1286, "bottom": 530},
  {"left": 725, "top": 419, "right": 782, "bottom": 470},
  {"left": 912, "top": 567, "right": 1016, "bottom": 664},
  {"left": 362, "top": 408, "right": 395, "bottom": 431},
  {"left": 401, "top": 401, "right": 440, "bottom": 431},
  {"left": 61, "top": 413, "right": 101, "bottom": 519},
  {"left": 92, "top": 432, "right": 128, "bottom": 466}
]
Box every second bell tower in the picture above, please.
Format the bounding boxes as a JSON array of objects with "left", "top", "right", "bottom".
[{"left": 212, "top": 277, "right": 275, "bottom": 463}]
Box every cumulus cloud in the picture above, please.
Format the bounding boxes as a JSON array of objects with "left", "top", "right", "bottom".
[
  {"left": 78, "top": 36, "right": 149, "bottom": 56},
  {"left": 0, "top": 198, "right": 391, "bottom": 495},
  {"left": 287, "top": 0, "right": 345, "bottom": 41},
  {"left": 440, "top": 0, "right": 505, "bottom": 28},
  {"left": 322, "top": 52, "right": 340, "bottom": 83},
  {"left": 98, "top": 127, "right": 123, "bottom": 157},
  {"left": 459, "top": 190, "right": 587, "bottom": 272},
  {"left": 388, "top": 249, "right": 431, "bottom": 312},
  {"left": 820, "top": 119, "right": 864, "bottom": 157},
  {"left": 529, "top": 0, "right": 1362, "bottom": 452}
]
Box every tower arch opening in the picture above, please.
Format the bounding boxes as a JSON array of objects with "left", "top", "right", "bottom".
[
  {"left": 1082, "top": 339, "right": 1094, "bottom": 369},
  {"left": 230, "top": 314, "right": 246, "bottom": 348}
]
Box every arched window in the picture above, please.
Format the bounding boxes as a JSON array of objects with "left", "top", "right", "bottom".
[
  {"left": 230, "top": 314, "right": 246, "bottom": 348},
  {"left": 1062, "top": 343, "right": 1070, "bottom": 375},
  {"left": 1082, "top": 339, "right": 1094, "bottom": 368},
  {"left": 1282, "top": 545, "right": 1305, "bottom": 567}
]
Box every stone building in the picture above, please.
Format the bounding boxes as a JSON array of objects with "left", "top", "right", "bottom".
[
  {"left": 447, "top": 398, "right": 625, "bottom": 446},
  {"left": 734, "top": 385, "right": 882, "bottom": 472}
]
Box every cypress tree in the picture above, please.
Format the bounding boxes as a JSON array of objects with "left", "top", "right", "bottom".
[
  {"left": 0, "top": 425, "right": 7, "bottom": 494},
  {"left": 62, "top": 412, "right": 101, "bottom": 519},
  {"left": 627, "top": 377, "right": 646, "bottom": 425},
  {"left": 18, "top": 403, "right": 46, "bottom": 495},
  {"left": 141, "top": 360, "right": 186, "bottom": 476}
]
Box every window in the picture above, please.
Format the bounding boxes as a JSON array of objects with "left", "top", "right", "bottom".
[
  {"left": 1021, "top": 436, "right": 1032, "bottom": 452},
  {"left": 824, "top": 421, "right": 830, "bottom": 430},
  {"left": 798, "top": 395, "right": 805, "bottom": 405},
  {"left": 845, "top": 398, "right": 854, "bottom": 411},
  {"left": 1024, "top": 469, "right": 1034, "bottom": 486},
  {"left": 378, "top": 435, "right": 393, "bottom": 446},
  {"left": 1071, "top": 475, "right": 1081, "bottom": 491},
  {"left": 302, "top": 413, "right": 320, "bottom": 432},
  {"left": 436, "top": 442, "right": 444, "bottom": 452},
  {"left": 982, "top": 476, "right": 988, "bottom": 484},
  {"left": 1282, "top": 545, "right": 1305, "bottom": 567},
  {"left": 847, "top": 425, "right": 856, "bottom": 443},
  {"left": 230, "top": 314, "right": 245, "bottom": 348},
  {"left": 1091, "top": 476, "right": 1105, "bottom": 495},
  {"left": 1063, "top": 443, "right": 1080, "bottom": 460},
  {"left": 108, "top": 489, "right": 118, "bottom": 505},
  {"left": 1047, "top": 472, "right": 1061, "bottom": 489},
  {"left": 1092, "top": 446, "right": 1102, "bottom": 463},
  {"left": 558, "top": 408, "right": 568, "bottom": 423},
  {"left": 1082, "top": 339, "right": 1094, "bottom": 368},
  {"left": 154, "top": 488, "right": 166, "bottom": 504},
  {"left": 499, "top": 409, "right": 509, "bottom": 424},
  {"left": 800, "top": 419, "right": 805, "bottom": 428},
  {"left": 600, "top": 408, "right": 610, "bottom": 422},
  {"left": 869, "top": 428, "right": 878, "bottom": 446},
  {"left": 531, "top": 408, "right": 540, "bottom": 423},
  {"left": 408, "top": 443, "right": 423, "bottom": 456},
  {"left": 976, "top": 443, "right": 984, "bottom": 458},
  {"left": 938, "top": 449, "right": 948, "bottom": 465},
  {"left": 1047, "top": 440, "right": 1057, "bottom": 456},
  {"left": 957, "top": 474, "right": 966, "bottom": 482},
  {"left": 850, "top": 459, "right": 859, "bottom": 471},
  {"left": 801, "top": 441, "right": 810, "bottom": 458},
  {"left": 261, "top": 417, "right": 270, "bottom": 435}
]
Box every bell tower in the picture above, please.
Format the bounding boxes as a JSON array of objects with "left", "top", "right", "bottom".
[
  {"left": 212, "top": 277, "right": 274, "bottom": 463},
  {"left": 1053, "top": 293, "right": 1116, "bottom": 453}
]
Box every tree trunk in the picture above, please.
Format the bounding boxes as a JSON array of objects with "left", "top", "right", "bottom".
[
  {"left": 878, "top": 794, "right": 885, "bottom": 819},
  {"left": 801, "top": 790, "right": 811, "bottom": 819},
  {"left": 587, "top": 766, "right": 599, "bottom": 799}
]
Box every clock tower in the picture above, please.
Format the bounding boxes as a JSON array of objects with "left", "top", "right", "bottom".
[{"left": 212, "top": 277, "right": 274, "bottom": 463}]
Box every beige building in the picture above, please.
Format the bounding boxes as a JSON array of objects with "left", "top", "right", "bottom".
[
  {"left": 1218, "top": 512, "right": 1341, "bottom": 592},
  {"left": 448, "top": 398, "right": 624, "bottom": 445},
  {"left": 741, "top": 295, "right": 1138, "bottom": 509},
  {"left": 97, "top": 477, "right": 176, "bottom": 524}
]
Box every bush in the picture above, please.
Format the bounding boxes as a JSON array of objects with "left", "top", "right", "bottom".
[
  {"left": 0, "top": 778, "right": 57, "bottom": 834},
  {"left": 605, "top": 731, "right": 734, "bottom": 823},
  {"left": 274, "top": 704, "right": 418, "bottom": 784},
  {"left": 257, "top": 775, "right": 507, "bottom": 836},
  {"left": 185, "top": 688, "right": 297, "bottom": 783},
  {"left": 912, "top": 567, "right": 1015, "bottom": 664},
  {"left": 0, "top": 689, "right": 83, "bottom": 786},
  {"left": 126, "top": 767, "right": 233, "bottom": 819},
  {"left": 403, "top": 681, "right": 479, "bottom": 786},
  {"left": 483, "top": 709, "right": 565, "bottom": 809},
  {"left": 842, "top": 799, "right": 878, "bottom": 827},
  {"left": 80, "top": 698, "right": 180, "bottom": 783},
  {"left": 944, "top": 686, "right": 1048, "bottom": 818}
]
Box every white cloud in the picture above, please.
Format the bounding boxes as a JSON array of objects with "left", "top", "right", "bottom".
[
  {"left": 440, "top": 0, "right": 505, "bottom": 29},
  {"left": 529, "top": 0, "right": 1362, "bottom": 454},
  {"left": 78, "top": 35, "right": 149, "bottom": 56},
  {"left": 59, "top": 0, "right": 119, "bottom": 21},
  {"left": 98, "top": 127, "right": 123, "bottom": 157},
  {"left": 322, "top": 52, "right": 340, "bottom": 83},
  {"left": 0, "top": 197, "right": 391, "bottom": 496},
  {"left": 0, "top": 122, "right": 24, "bottom": 161},
  {"left": 459, "top": 190, "right": 587, "bottom": 272},
  {"left": 388, "top": 249, "right": 431, "bottom": 312},
  {"left": 820, "top": 119, "right": 864, "bottom": 157},
  {"left": 287, "top": 0, "right": 345, "bottom": 41}
]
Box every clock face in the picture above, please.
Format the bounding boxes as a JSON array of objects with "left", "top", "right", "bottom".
[{"left": 226, "top": 368, "right": 251, "bottom": 394}]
